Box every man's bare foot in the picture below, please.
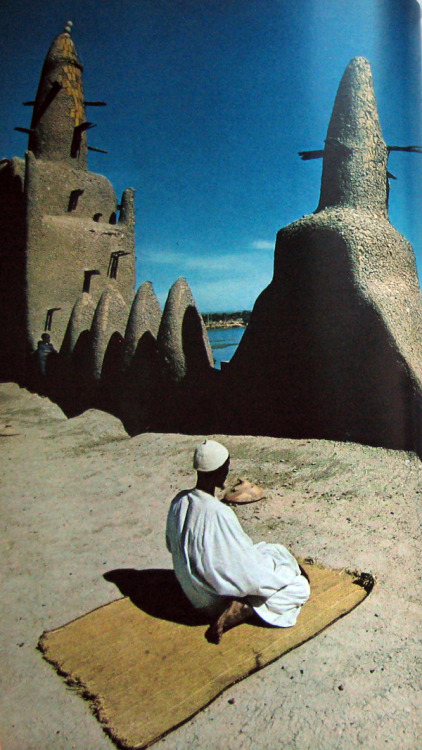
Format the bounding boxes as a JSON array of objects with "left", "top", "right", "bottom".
[{"left": 205, "top": 600, "right": 254, "bottom": 644}]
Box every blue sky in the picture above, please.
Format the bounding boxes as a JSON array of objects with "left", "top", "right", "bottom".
[{"left": 1, "top": 0, "right": 421, "bottom": 312}]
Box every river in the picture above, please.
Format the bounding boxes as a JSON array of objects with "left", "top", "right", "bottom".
[{"left": 207, "top": 326, "right": 245, "bottom": 369}]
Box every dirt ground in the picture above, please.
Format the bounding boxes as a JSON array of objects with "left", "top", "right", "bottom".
[{"left": 0, "top": 382, "right": 421, "bottom": 750}]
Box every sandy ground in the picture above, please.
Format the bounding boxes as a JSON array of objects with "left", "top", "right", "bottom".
[{"left": 0, "top": 382, "right": 421, "bottom": 750}]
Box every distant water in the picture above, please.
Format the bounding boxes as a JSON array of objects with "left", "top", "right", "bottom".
[{"left": 207, "top": 326, "right": 245, "bottom": 369}]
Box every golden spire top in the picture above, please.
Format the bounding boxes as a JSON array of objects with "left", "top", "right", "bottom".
[{"left": 28, "top": 21, "right": 87, "bottom": 167}]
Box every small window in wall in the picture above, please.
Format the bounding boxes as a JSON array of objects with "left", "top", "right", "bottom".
[
  {"left": 44, "top": 307, "right": 61, "bottom": 331},
  {"left": 68, "top": 189, "right": 84, "bottom": 212},
  {"left": 107, "top": 251, "right": 130, "bottom": 280},
  {"left": 83, "top": 270, "right": 100, "bottom": 293},
  {"left": 109, "top": 211, "right": 117, "bottom": 225},
  {"left": 93, "top": 213, "right": 103, "bottom": 222}
]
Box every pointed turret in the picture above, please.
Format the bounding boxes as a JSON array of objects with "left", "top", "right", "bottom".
[
  {"left": 156, "top": 277, "right": 213, "bottom": 381},
  {"left": 28, "top": 21, "right": 89, "bottom": 167},
  {"left": 90, "top": 286, "right": 128, "bottom": 381},
  {"left": 226, "top": 57, "right": 422, "bottom": 457},
  {"left": 60, "top": 292, "right": 96, "bottom": 356},
  {"left": 317, "top": 57, "right": 388, "bottom": 216},
  {"left": 123, "top": 281, "right": 161, "bottom": 369}
]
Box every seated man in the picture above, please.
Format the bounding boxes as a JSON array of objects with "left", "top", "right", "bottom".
[{"left": 166, "top": 439, "right": 310, "bottom": 643}]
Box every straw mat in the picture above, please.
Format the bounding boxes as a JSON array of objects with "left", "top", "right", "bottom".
[{"left": 38, "top": 561, "right": 373, "bottom": 749}]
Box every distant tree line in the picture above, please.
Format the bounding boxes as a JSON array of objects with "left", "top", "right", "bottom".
[{"left": 202, "top": 310, "right": 251, "bottom": 325}]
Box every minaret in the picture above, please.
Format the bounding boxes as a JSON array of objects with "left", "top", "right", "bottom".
[
  {"left": 226, "top": 56, "right": 422, "bottom": 457},
  {"left": 0, "top": 21, "right": 135, "bottom": 364},
  {"left": 317, "top": 57, "right": 388, "bottom": 217},
  {"left": 27, "top": 21, "right": 89, "bottom": 167}
]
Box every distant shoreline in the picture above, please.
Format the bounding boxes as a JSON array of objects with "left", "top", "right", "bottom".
[
  {"left": 205, "top": 320, "right": 246, "bottom": 329},
  {"left": 203, "top": 311, "right": 250, "bottom": 329}
]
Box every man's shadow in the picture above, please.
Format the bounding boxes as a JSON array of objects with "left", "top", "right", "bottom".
[{"left": 104, "top": 568, "right": 211, "bottom": 626}]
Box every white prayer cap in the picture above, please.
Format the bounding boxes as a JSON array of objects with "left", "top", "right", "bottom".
[{"left": 193, "top": 439, "right": 229, "bottom": 473}]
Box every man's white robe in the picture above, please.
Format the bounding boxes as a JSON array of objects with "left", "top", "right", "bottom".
[{"left": 166, "top": 488, "right": 310, "bottom": 627}]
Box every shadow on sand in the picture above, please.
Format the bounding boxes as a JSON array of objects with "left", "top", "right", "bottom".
[{"left": 103, "top": 568, "right": 212, "bottom": 626}]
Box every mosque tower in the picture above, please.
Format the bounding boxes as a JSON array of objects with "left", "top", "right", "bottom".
[
  {"left": 226, "top": 57, "right": 422, "bottom": 455},
  {"left": 27, "top": 20, "right": 90, "bottom": 167},
  {"left": 0, "top": 21, "right": 135, "bottom": 378}
]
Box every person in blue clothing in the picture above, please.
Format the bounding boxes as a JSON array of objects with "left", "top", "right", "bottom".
[{"left": 36, "top": 333, "right": 57, "bottom": 376}]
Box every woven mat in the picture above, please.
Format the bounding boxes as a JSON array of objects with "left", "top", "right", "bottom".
[{"left": 38, "top": 561, "right": 374, "bottom": 749}]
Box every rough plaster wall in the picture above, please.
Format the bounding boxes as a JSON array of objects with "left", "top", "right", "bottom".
[
  {"left": 226, "top": 57, "right": 422, "bottom": 455},
  {"left": 156, "top": 277, "right": 213, "bottom": 382},
  {"left": 24, "top": 153, "right": 135, "bottom": 350},
  {"left": 117, "top": 283, "right": 162, "bottom": 434},
  {"left": 60, "top": 292, "right": 97, "bottom": 356},
  {"left": 119, "top": 189, "right": 135, "bottom": 231},
  {"left": 28, "top": 160, "right": 117, "bottom": 217},
  {"left": 89, "top": 285, "right": 128, "bottom": 381},
  {"left": 0, "top": 25, "right": 139, "bottom": 394},
  {"left": 317, "top": 57, "right": 388, "bottom": 216},
  {"left": 228, "top": 208, "right": 422, "bottom": 451},
  {"left": 123, "top": 281, "right": 162, "bottom": 369},
  {"left": 298, "top": 208, "right": 422, "bottom": 381}
]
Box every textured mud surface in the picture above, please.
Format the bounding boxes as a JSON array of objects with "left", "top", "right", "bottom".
[{"left": 0, "top": 383, "right": 421, "bottom": 749}]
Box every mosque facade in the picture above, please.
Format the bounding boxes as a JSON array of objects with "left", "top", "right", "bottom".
[
  {"left": 2, "top": 24, "right": 422, "bottom": 459},
  {"left": 0, "top": 22, "right": 135, "bottom": 379}
]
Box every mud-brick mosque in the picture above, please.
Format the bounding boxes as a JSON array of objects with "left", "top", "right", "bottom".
[{"left": 2, "top": 21, "right": 422, "bottom": 457}]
